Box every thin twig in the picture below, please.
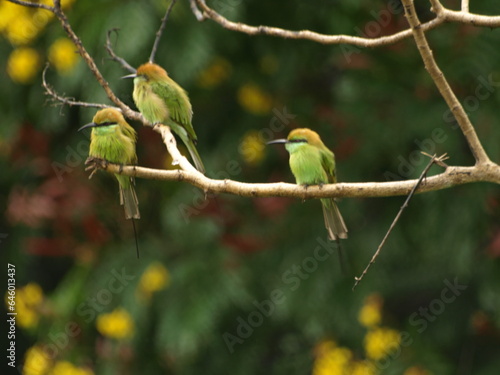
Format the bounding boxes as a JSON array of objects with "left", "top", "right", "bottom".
[
  {"left": 42, "top": 64, "right": 110, "bottom": 109},
  {"left": 149, "top": 0, "right": 178, "bottom": 63},
  {"left": 105, "top": 29, "right": 136, "bottom": 73},
  {"left": 6, "top": 0, "right": 53, "bottom": 10},
  {"left": 9, "top": 0, "right": 143, "bottom": 124},
  {"left": 352, "top": 153, "right": 449, "bottom": 290},
  {"left": 402, "top": 0, "right": 490, "bottom": 165},
  {"left": 194, "top": 0, "right": 500, "bottom": 46}
]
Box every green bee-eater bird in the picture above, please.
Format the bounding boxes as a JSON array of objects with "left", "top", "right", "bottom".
[
  {"left": 268, "top": 128, "right": 348, "bottom": 240},
  {"left": 78, "top": 108, "right": 140, "bottom": 221},
  {"left": 122, "top": 62, "right": 205, "bottom": 173}
]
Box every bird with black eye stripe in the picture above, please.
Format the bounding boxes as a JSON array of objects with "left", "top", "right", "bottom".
[{"left": 268, "top": 128, "right": 348, "bottom": 241}]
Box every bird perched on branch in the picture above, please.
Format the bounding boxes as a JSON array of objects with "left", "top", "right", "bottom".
[
  {"left": 123, "top": 62, "right": 205, "bottom": 173},
  {"left": 268, "top": 128, "right": 348, "bottom": 241},
  {"left": 79, "top": 108, "right": 141, "bottom": 258}
]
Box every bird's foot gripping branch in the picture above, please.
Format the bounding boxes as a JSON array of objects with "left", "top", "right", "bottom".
[{"left": 84, "top": 157, "right": 110, "bottom": 180}]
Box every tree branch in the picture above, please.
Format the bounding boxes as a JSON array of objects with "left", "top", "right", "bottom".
[
  {"left": 105, "top": 29, "right": 136, "bottom": 73},
  {"left": 149, "top": 0, "right": 178, "bottom": 63},
  {"left": 11, "top": 0, "right": 500, "bottom": 204},
  {"left": 42, "top": 64, "right": 110, "bottom": 109},
  {"left": 431, "top": 1, "right": 500, "bottom": 27},
  {"left": 461, "top": 0, "right": 470, "bottom": 13},
  {"left": 194, "top": 1, "right": 500, "bottom": 46},
  {"left": 100, "top": 161, "right": 500, "bottom": 199},
  {"left": 154, "top": 124, "right": 199, "bottom": 174},
  {"left": 5, "top": 0, "right": 53, "bottom": 11},
  {"left": 5, "top": 0, "right": 144, "bottom": 125},
  {"left": 353, "top": 154, "right": 448, "bottom": 290},
  {"left": 193, "top": 0, "right": 444, "bottom": 47},
  {"left": 402, "top": 0, "right": 491, "bottom": 165},
  {"left": 190, "top": 0, "right": 205, "bottom": 21}
]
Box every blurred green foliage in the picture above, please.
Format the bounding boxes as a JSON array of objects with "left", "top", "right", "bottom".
[{"left": 2, "top": 1, "right": 500, "bottom": 374}]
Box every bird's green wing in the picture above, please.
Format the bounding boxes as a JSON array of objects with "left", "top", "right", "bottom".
[
  {"left": 150, "top": 79, "right": 197, "bottom": 141},
  {"left": 320, "top": 148, "right": 336, "bottom": 183}
]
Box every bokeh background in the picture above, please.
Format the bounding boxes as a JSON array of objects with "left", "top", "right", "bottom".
[{"left": 2, "top": 0, "right": 500, "bottom": 374}]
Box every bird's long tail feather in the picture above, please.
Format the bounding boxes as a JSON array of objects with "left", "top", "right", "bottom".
[
  {"left": 131, "top": 218, "right": 139, "bottom": 258},
  {"left": 119, "top": 183, "right": 140, "bottom": 220},
  {"left": 185, "top": 138, "right": 205, "bottom": 174},
  {"left": 169, "top": 122, "right": 205, "bottom": 173},
  {"left": 321, "top": 199, "right": 348, "bottom": 241}
]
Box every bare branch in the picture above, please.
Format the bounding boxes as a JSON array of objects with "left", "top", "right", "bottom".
[
  {"left": 190, "top": 0, "right": 205, "bottom": 21},
  {"left": 99, "top": 160, "right": 500, "bottom": 199},
  {"left": 154, "top": 124, "right": 199, "bottom": 174},
  {"left": 42, "top": 65, "right": 110, "bottom": 109},
  {"left": 352, "top": 154, "right": 448, "bottom": 290},
  {"left": 105, "top": 29, "right": 136, "bottom": 73},
  {"left": 18, "top": 0, "right": 146, "bottom": 125},
  {"left": 149, "top": 0, "right": 178, "bottom": 63},
  {"left": 12, "top": 0, "right": 500, "bottom": 207},
  {"left": 193, "top": 0, "right": 444, "bottom": 47},
  {"left": 402, "top": 0, "right": 491, "bottom": 165},
  {"left": 431, "top": 1, "right": 500, "bottom": 27},
  {"left": 6, "top": 0, "right": 53, "bottom": 11},
  {"left": 462, "top": 0, "right": 470, "bottom": 13}
]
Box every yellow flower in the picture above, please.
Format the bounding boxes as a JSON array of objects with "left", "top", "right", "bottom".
[
  {"left": 138, "top": 262, "right": 170, "bottom": 297},
  {"left": 237, "top": 83, "right": 273, "bottom": 115},
  {"left": 364, "top": 327, "right": 401, "bottom": 361},
  {"left": 50, "top": 361, "right": 75, "bottom": 375},
  {"left": 5, "top": 282, "right": 44, "bottom": 328},
  {"left": 49, "top": 361, "right": 94, "bottom": 375},
  {"left": 358, "top": 293, "right": 383, "bottom": 328},
  {"left": 350, "top": 360, "right": 377, "bottom": 375},
  {"left": 48, "top": 38, "right": 79, "bottom": 73},
  {"left": 0, "top": 1, "right": 28, "bottom": 34},
  {"left": 23, "top": 346, "right": 51, "bottom": 375},
  {"left": 7, "top": 47, "right": 41, "bottom": 84},
  {"left": 32, "top": 8, "right": 54, "bottom": 35},
  {"left": 0, "top": 0, "right": 74, "bottom": 44},
  {"left": 313, "top": 340, "right": 352, "bottom": 375},
  {"left": 197, "top": 57, "right": 232, "bottom": 88},
  {"left": 38, "top": 0, "right": 75, "bottom": 10},
  {"left": 60, "top": 0, "right": 77, "bottom": 10},
  {"left": 6, "top": 13, "right": 41, "bottom": 45},
  {"left": 239, "top": 130, "right": 265, "bottom": 166},
  {"left": 96, "top": 308, "right": 134, "bottom": 339}
]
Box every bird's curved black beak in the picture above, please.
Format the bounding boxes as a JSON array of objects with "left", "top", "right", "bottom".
[
  {"left": 78, "top": 122, "right": 97, "bottom": 132},
  {"left": 121, "top": 73, "right": 137, "bottom": 79},
  {"left": 266, "top": 139, "right": 288, "bottom": 145}
]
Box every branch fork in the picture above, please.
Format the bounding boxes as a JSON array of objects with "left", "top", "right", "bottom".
[{"left": 7, "top": 1, "right": 500, "bottom": 282}]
